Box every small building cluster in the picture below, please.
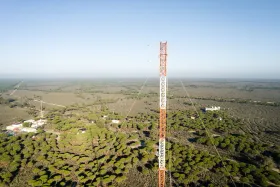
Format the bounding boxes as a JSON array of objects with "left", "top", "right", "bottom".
[
  {"left": 101, "top": 114, "right": 120, "bottom": 124},
  {"left": 6, "top": 119, "right": 47, "bottom": 133},
  {"left": 6, "top": 124, "right": 22, "bottom": 132},
  {"left": 24, "top": 119, "right": 47, "bottom": 128},
  {"left": 205, "top": 106, "right": 221, "bottom": 111}
]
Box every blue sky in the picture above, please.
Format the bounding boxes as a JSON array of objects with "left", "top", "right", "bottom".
[{"left": 0, "top": 0, "right": 279, "bottom": 78}]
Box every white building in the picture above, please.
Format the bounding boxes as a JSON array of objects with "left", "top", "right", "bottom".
[
  {"left": 112, "top": 120, "right": 120, "bottom": 124},
  {"left": 205, "top": 106, "right": 221, "bottom": 111},
  {"left": 267, "top": 102, "right": 275, "bottom": 104},
  {"left": 24, "top": 119, "right": 35, "bottom": 124},
  {"left": 23, "top": 119, "right": 46, "bottom": 128},
  {"left": 21, "top": 127, "right": 37, "bottom": 133},
  {"left": 31, "top": 119, "right": 47, "bottom": 128},
  {"left": 6, "top": 119, "right": 46, "bottom": 133},
  {"left": 6, "top": 124, "right": 22, "bottom": 131}
]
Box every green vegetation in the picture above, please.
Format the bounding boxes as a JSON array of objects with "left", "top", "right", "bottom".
[
  {"left": 0, "top": 125, "right": 157, "bottom": 186},
  {"left": 0, "top": 80, "right": 20, "bottom": 93},
  {"left": 1, "top": 105, "right": 279, "bottom": 186},
  {"left": 168, "top": 110, "right": 242, "bottom": 133},
  {"left": 23, "top": 122, "right": 32, "bottom": 127},
  {"left": 165, "top": 109, "right": 280, "bottom": 186},
  {"left": 1, "top": 79, "right": 280, "bottom": 186},
  {"left": 175, "top": 95, "right": 280, "bottom": 107},
  {"left": 0, "top": 97, "right": 31, "bottom": 109},
  {"left": 168, "top": 143, "right": 280, "bottom": 186}
]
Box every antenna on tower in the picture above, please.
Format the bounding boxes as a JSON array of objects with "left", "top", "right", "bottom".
[{"left": 158, "top": 41, "right": 167, "bottom": 187}]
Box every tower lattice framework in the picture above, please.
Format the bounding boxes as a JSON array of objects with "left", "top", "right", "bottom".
[{"left": 158, "top": 41, "right": 167, "bottom": 187}]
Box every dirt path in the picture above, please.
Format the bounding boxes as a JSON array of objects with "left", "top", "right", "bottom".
[{"left": 32, "top": 99, "right": 66, "bottom": 108}]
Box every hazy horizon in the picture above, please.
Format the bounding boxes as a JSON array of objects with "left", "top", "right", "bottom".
[
  {"left": 1, "top": 75, "right": 280, "bottom": 82},
  {"left": 0, "top": 1, "right": 279, "bottom": 79}
]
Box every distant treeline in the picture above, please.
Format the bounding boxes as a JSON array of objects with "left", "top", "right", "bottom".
[
  {"left": 0, "top": 81, "right": 21, "bottom": 93},
  {"left": 173, "top": 96, "right": 280, "bottom": 107},
  {"left": 0, "top": 97, "right": 30, "bottom": 109}
]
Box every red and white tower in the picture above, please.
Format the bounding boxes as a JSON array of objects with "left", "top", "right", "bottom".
[{"left": 158, "top": 41, "right": 167, "bottom": 187}]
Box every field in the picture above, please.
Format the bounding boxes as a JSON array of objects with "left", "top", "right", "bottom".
[
  {"left": 0, "top": 78, "right": 280, "bottom": 187},
  {"left": 0, "top": 106, "right": 31, "bottom": 126}
]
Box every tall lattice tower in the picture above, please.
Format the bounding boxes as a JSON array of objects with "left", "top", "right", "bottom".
[{"left": 159, "top": 41, "right": 167, "bottom": 187}]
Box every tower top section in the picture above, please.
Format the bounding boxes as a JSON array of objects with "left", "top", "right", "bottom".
[{"left": 160, "top": 42, "right": 167, "bottom": 77}]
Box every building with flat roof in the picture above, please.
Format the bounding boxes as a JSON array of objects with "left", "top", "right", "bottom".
[
  {"left": 21, "top": 128, "right": 37, "bottom": 133},
  {"left": 205, "top": 106, "right": 221, "bottom": 111},
  {"left": 112, "top": 120, "right": 120, "bottom": 124},
  {"left": 6, "top": 119, "right": 47, "bottom": 133},
  {"left": 6, "top": 124, "right": 22, "bottom": 131}
]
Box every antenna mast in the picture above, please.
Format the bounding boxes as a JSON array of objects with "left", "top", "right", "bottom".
[
  {"left": 40, "top": 100, "right": 43, "bottom": 118},
  {"left": 159, "top": 41, "right": 167, "bottom": 187}
]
